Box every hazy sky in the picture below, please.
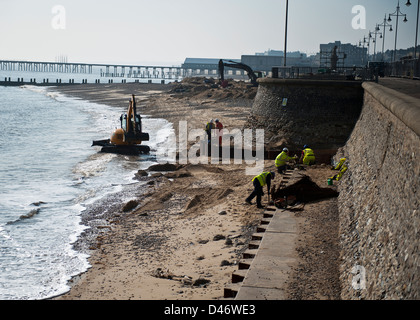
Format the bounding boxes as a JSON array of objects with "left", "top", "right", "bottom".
[{"left": 0, "top": 0, "right": 417, "bottom": 65}]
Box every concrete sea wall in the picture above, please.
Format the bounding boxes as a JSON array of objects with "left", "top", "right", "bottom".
[
  {"left": 248, "top": 78, "right": 364, "bottom": 162},
  {"left": 336, "top": 82, "right": 420, "bottom": 299}
]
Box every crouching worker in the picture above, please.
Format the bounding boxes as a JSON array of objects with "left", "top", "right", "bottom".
[
  {"left": 245, "top": 171, "right": 275, "bottom": 209},
  {"left": 300, "top": 145, "right": 315, "bottom": 165},
  {"left": 275, "top": 148, "right": 297, "bottom": 174}
]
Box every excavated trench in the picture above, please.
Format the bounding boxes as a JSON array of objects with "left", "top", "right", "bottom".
[{"left": 271, "top": 174, "right": 339, "bottom": 208}]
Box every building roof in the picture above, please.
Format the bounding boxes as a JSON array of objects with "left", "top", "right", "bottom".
[{"left": 183, "top": 58, "right": 240, "bottom": 65}]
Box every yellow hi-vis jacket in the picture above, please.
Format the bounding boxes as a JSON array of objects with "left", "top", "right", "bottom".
[
  {"left": 303, "top": 148, "right": 315, "bottom": 158},
  {"left": 275, "top": 151, "right": 294, "bottom": 167},
  {"left": 205, "top": 122, "right": 214, "bottom": 132},
  {"left": 252, "top": 172, "right": 271, "bottom": 187}
]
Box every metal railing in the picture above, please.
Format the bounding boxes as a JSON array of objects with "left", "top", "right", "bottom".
[
  {"left": 384, "top": 58, "right": 420, "bottom": 78},
  {"left": 270, "top": 59, "right": 420, "bottom": 81},
  {"left": 271, "top": 66, "right": 373, "bottom": 81}
]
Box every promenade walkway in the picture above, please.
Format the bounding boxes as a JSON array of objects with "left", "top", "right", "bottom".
[{"left": 378, "top": 77, "right": 420, "bottom": 99}]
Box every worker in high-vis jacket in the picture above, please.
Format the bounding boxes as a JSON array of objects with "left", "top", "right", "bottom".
[
  {"left": 300, "top": 145, "right": 316, "bottom": 165},
  {"left": 275, "top": 148, "right": 297, "bottom": 174},
  {"left": 245, "top": 171, "right": 275, "bottom": 209},
  {"left": 205, "top": 119, "right": 214, "bottom": 143}
]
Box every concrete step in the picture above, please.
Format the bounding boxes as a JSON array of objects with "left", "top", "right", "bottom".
[
  {"left": 260, "top": 218, "right": 271, "bottom": 225},
  {"left": 232, "top": 269, "right": 248, "bottom": 283},
  {"left": 238, "top": 258, "right": 253, "bottom": 270},
  {"left": 242, "top": 249, "right": 258, "bottom": 259},
  {"left": 223, "top": 283, "right": 241, "bottom": 298},
  {"left": 263, "top": 212, "right": 274, "bottom": 218},
  {"left": 248, "top": 240, "right": 260, "bottom": 250},
  {"left": 251, "top": 232, "right": 265, "bottom": 241},
  {"left": 256, "top": 225, "right": 267, "bottom": 233}
]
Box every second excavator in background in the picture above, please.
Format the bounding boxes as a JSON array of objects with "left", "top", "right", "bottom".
[{"left": 218, "top": 59, "right": 261, "bottom": 87}]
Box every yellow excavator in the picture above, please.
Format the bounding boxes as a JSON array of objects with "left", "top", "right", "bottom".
[{"left": 92, "top": 94, "right": 150, "bottom": 155}]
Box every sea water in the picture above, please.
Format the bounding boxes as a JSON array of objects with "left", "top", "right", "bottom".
[{"left": 0, "top": 84, "right": 174, "bottom": 299}]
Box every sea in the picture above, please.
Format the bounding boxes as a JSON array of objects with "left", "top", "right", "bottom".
[{"left": 0, "top": 69, "right": 175, "bottom": 300}]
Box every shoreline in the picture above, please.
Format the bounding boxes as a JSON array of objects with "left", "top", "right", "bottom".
[
  {"left": 50, "top": 80, "right": 264, "bottom": 300},
  {"left": 49, "top": 79, "right": 341, "bottom": 300}
]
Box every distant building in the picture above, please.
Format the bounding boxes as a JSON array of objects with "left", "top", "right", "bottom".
[
  {"left": 182, "top": 58, "right": 240, "bottom": 71},
  {"left": 254, "top": 49, "right": 316, "bottom": 67},
  {"left": 255, "top": 49, "right": 307, "bottom": 59},
  {"left": 181, "top": 57, "right": 241, "bottom": 77},
  {"left": 319, "top": 41, "right": 367, "bottom": 67},
  {"left": 240, "top": 55, "right": 282, "bottom": 73}
]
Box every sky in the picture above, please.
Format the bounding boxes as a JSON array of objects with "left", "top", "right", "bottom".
[{"left": 0, "top": 0, "right": 417, "bottom": 65}]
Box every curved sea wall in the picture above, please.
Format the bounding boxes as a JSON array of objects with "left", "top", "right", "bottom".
[
  {"left": 336, "top": 82, "right": 420, "bottom": 299},
  {"left": 248, "top": 78, "right": 364, "bottom": 161}
]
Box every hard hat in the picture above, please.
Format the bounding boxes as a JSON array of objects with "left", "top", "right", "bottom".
[
  {"left": 270, "top": 171, "right": 275, "bottom": 179},
  {"left": 215, "top": 119, "right": 219, "bottom": 122},
  {"left": 303, "top": 145, "right": 308, "bottom": 149},
  {"left": 283, "top": 147, "right": 289, "bottom": 152},
  {"left": 210, "top": 119, "right": 214, "bottom": 123}
]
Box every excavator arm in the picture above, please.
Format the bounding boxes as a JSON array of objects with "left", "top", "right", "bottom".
[{"left": 218, "top": 59, "right": 258, "bottom": 86}]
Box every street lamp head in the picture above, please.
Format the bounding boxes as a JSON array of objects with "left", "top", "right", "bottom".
[
  {"left": 403, "top": 16, "right": 408, "bottom": 23},
  {"left": 388, "top": 15, "right": 392, "bottom": 22},
  {"left": 390, "top": 26, "right": 393, "bottom": 31},
  {"left": 406, "top": 0, "right": 412, "bottom": 6}
]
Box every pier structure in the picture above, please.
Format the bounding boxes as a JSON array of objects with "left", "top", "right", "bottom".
[
  {"left": 100, "top": 65, "right": 183, "bottom": 79},
  {"left": 0, "top": 60, "right": 184, "bottom": 80},
  {"left": 0, "top": 60, "right": 93, "bottom": 74}
]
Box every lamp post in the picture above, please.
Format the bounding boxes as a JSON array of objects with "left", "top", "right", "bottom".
[
  {"left": 406, "top": 0, "right": 420, "bottom": 60},
  {"left": 378, "top": 14, "right": 393, "bottom": 61},
  {"left": 284, "top": 0, "right": 289, "bottom": 67},
  {"left": 366, "top": 32, "right": 375, "bottom": 63},
  {"left": 388, "top": 0, "right": 408, "bottom": 63},
  {"left": 359, "top": 37, "right": 368, "bottom": 66},
  {"left": 371, "top": 26, "right": 383, "bottom": 61}
]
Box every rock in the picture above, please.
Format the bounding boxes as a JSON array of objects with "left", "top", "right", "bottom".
[
  {"left": 193, "top": 277, "right": 210, "bottom": 286},
  {"left": 213, "top": 234, "right": 226, "bottom": 241},
  {"left": 148, "top": 163, "right": 183, "bottom": 172},
  {"left": 225, "top": 238, "right": 233, "bottom": 246},
  {"left": 136, "top": 170, "right": 148, "bottom": 176},
  {"left": 122, "top": 200, "right": 138, "bottom": 212},
  {"left": 220, "top": 260, "right": 232, "bottom": 266},
  {"left": 182, "top": 276, "right": 193, "bottom": 285},
  {"left": 31, "top": 201, "right": 46, "bottom": 206},
  {"left": 218, "top": 210, "right": 227, "bottom": 215}
]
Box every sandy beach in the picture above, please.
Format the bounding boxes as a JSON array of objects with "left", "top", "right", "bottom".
[{"left": 50, "top": 78, "right": 340, "bottom": 300}]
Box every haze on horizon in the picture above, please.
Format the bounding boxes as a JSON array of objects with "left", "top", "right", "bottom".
[{"left": 0, "top": 0, "right": 417, "bottom": 65}]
